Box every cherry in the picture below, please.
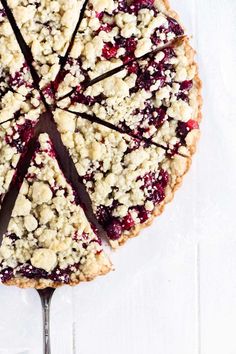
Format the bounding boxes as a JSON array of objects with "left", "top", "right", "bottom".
[
  {"left": 167, "top": 142, "right": 181, "bottom": 157},
  {"left": 187, "top": 119, "right": 199, "bottom": 130},
  {"left": 96, "top": 205, "right": 112, "bottom": 226},
  {"left": 137, "top": 206, "right": 150, "bottom": 223},
  {"left": 0, "top": 267, "right": 13, "bottom": 282},
  {"left": 142, "top": 172, "right": 156, "bottom": 189},
  {"left": 141, "top": 105, "right": 167, "bottom": 129},
  {"left": 122, "top": 213, "right": 135, "bottom": 230},
  {"left": 158, "top": 169, "right": 169, "bottom": 188},
  {"left": 116, "top": 37, "right": 137, "bottom": 59},
  {"left": 102, "top": 43, "right": 118, "bottom": 59},
  {"left": 127, "top": 60, "right": 139, "bottom": 73},
  {"left": 42, "top": 83, "right": 55, "bottom": 99},
  {"left": 177, "top": 120, "right": 199, "bottom": 140},
  {"left": 106, "top": 219, "right": 122, "bottom": 240},
  {"left": 180, "top": 80, "right": 193, "bottom": 91},
  {"left": 150, "top": 184, "right": 165, "bottom": 204},
  {"left": 162, "top": 47, "right": 176, "bottom": 61}
]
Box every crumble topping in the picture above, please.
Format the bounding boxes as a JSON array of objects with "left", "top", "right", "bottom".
[
  {"left": 0, "top": 98, "right": 42, "bottom": 210},
  {"left": 0, "top": 133, "right": 111, "bottom": 284},
  {"left": 31, "top": 248, "right": 57, "bottom": 272},
  {"left": 0, "top": 3, "right": 34, "bottom": 96},
  {"left": 8, "top": 0, "right": 85, "bottom": 89},
  {"left": 54, "top": 110, "right": 190, "bottom": 243},
  {"left": 56, "top": 0, "right": 184, "bottom": 97},
  {"left": 59, "top": 40, "right": 199, "bottom": 156}
]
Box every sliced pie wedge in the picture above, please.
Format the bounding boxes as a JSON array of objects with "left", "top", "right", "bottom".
[
  {"left": 0, "top": 133, "right": 111, "bottom": 288},
  {"left": 54, "top": 110, "right": 191, "bottom": 247},
  {"left": 0, "top": 4, "right": 34, "bottom": 96},
  {"left": 56, "top": 0, "right": 185, "bottom": 97},
  {"left": 0, "top": 99, "right": 42, "bottom": 210},
  {"left": 58, "top": 39, "right": 201, "bottom": 157},
  {"left": 7, "top": 0, "right": 86, "bottom": 93}
]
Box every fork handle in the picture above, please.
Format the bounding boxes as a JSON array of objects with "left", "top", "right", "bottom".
[{"left": 37, "top": 288, "right": 55, "bottom": 354}]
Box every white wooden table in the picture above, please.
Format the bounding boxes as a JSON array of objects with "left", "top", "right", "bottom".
[{"left": 1, "top": 0, "right": 236, "bottom": 353}]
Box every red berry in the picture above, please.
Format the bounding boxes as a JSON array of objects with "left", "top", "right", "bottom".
[
  {"left": 151, "top": 185, "right": 165, "bottom": 204},
  {"left": 102, "top": 43, "right": 118, "bottom": 59},
  {"left": 96, "top": 205, "right": 111, "bottom": 225},
  {"left": 138, "top": 207, "right": 150, "bottom": 223},
  {"left": 125, "top": 38, "right": 137, "bottom": 53},
  {"left": 122, "top": 213, "right": 135, "bottom": 230},
  {"left": 106, "top": 219, "right": 122, "bottom": 240},
  {"left": 96, "top": 12, "right": 104, "bottom": 20},
  {"left": 180, "top": 80, "right": 193, "bottom": 91},
  {"left": 187, "top": 119, "right": 199, "bottom": 130},
  {"left": 0, "top": 268, "right": 14, "bottom": 283},
  {"left": 127, "top": 61, "right": 139, "bottom": 73}
]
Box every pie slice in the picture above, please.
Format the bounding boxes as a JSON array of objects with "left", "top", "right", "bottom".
[
  {"left": 0, "top": 4, "right": 34, "bottom": 96},
  {"left": 0, "top": 133, "right": 111, "bottom": 288},
  {"left": 7, "top": 0, "right": 86, "bottom": 93},
  {"left": 56, "top": 0, "right": 184, "bottom": 98},
  {"left": 54, "top": 110, "right": 191, "bottom": 247},
  {"left": 0, "top": 98, "right": 42, "bottom": 210},
  {"left": 59, "top": 39, "right": 201, "bottom": 156}
]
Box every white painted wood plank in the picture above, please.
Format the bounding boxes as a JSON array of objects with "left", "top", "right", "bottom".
[
  {"left": 73, "top": 239, "right": 198, "bottom": 354},
  {"left": 200, "top": 241, "right": 236, "bottom": 354},
  {"left": 0, "top": 286, "right": 74, "bottom": 354},
  {"left": 194, "top": 1, "right": 236, "bottom": 353},
  {"left": 194, "top": 0, "right": 236, "bottom": 244},
  {"left": 51, "top": 287, "right": 74, "bottom": 354},
  {"left": 0, "top": 287, "right": 41, "bottom": 354}
]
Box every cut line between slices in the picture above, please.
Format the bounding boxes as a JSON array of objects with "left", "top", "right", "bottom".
[
  {"left": 60, "top": 108, "right": 190, "bottom": 158},
  {"left": 0, "top": 110, "right": 107, "bottom": 245},
  {"left": 57, "top": 35, "right": 186, "bottom": 102}
]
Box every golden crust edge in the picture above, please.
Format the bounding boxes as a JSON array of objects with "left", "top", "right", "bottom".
[
  {"left": 4, "top": 263, "right": 112, "bottom": 289},
  {"left": 116, "top": 36, "right": 203, "bottom": 247}
]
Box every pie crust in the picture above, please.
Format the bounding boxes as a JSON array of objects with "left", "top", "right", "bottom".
[{"left": 0, "top": 0, "right": 202, "bottom": 288}]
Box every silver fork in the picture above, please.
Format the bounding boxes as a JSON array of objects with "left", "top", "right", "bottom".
[{"left": 37, "top": 288, "right": 56, "bottom": 354}]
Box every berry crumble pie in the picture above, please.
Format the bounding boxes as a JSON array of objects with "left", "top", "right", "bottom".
[{"left": 0, "top": 0, "right": 202, "bottom": 288}]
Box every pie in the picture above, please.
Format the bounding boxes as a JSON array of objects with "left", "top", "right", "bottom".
[{"left": 0, "top": 0, "right": 202, "bottom": 288}]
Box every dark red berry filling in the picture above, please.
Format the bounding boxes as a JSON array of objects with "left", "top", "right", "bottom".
[
  {"left": 8, "top": 64, "right": 32, "bottom": 90},
  {"left": 95, "top": 169, "right": 169, "bottom": 240},
  {"left": 102, "top": 43, "right": 119, "bottom": 59},
  {"left": 122, "top": 213, "right": 135, "bottom": 230},
  {"left": 0, "top": 267, "right": 13, "bottom": 282},
  {"left": 106, "top": 219, "right": 123, "bottom": 240},
  {"left": 177, "top": 119, "right": 199, "bottom": 142},
  {"left": 5, "top": 119, "right": 36, "bottom": 153},
  {"left": 141, "top": 169, "right": 169, "bottom": 204}
]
